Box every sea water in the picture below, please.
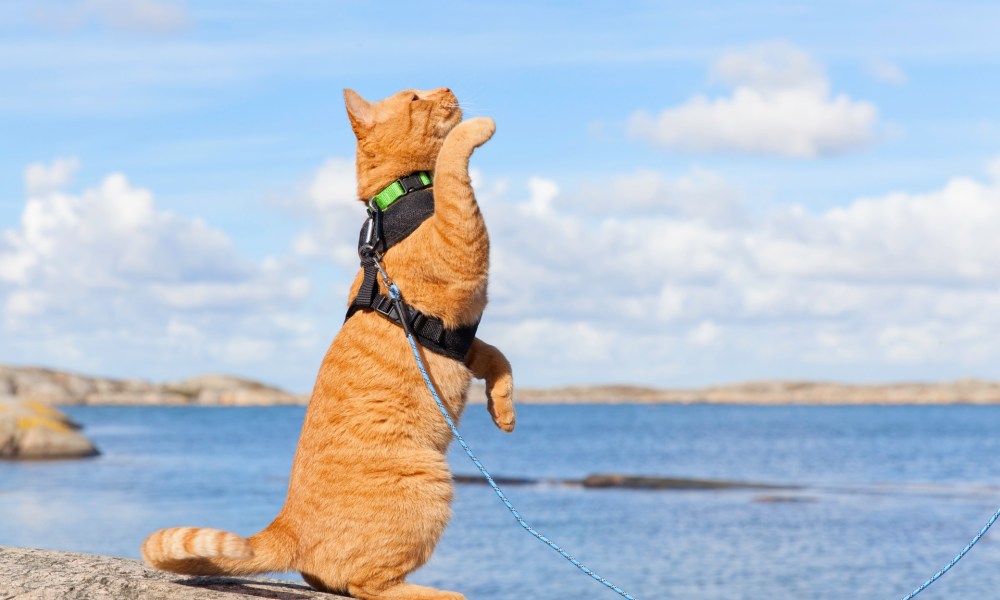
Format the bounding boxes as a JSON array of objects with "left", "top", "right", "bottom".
[{"left": 2, "top": 404, "right": 1000, "bottom": 599}]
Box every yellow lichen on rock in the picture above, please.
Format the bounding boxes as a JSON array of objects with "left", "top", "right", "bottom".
[
  {"left": 20, "top": 398, "right": 78, "bottom": 425},
  {"left": 0, "top": 396, "right": 98, "bottom": 459},
  {"left": 16, "top": 415, "right": 73, "bottom": 434}
]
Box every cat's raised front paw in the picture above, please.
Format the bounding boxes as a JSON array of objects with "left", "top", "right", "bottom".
[{"left": 448, "top": 116, "right": 496, "bottom": 150}]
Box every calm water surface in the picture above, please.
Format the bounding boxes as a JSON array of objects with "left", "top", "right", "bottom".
[{"left": 2, "top": 404, "right": 1000, "bottom": 599}]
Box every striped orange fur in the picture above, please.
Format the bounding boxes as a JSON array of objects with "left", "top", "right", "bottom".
[
  {"left": 141, "top": 88, "right": 515, "bottom": 600},
  {"left": 142, "top": 527, "right": 251, "bottom": 560}
]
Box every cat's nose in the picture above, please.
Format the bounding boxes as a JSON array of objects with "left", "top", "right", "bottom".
[{"left": 442, "top": 88, "right": 451, "bottom": 94}]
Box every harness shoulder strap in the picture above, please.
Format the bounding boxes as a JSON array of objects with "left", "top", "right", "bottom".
[
  {"left": 347, "top": 291, "right": 478, "bottom": 361},
  {"left": 360, "top": 188, "right": 435, "bottom": 255},
  {"left": 345, "top": 185, "right": 479, "bottom": 361}
]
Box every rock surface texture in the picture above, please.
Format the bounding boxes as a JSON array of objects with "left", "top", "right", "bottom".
[
  {"left": 0, "top": 397, "right": 98, "bottom": 459},
  {"left": 0, "top": 546, "right": 350, "bottom": 600}
]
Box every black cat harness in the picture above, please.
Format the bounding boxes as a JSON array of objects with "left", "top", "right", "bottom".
[{"left": 346, "top": 171, "right": 480, "bottom": 361}]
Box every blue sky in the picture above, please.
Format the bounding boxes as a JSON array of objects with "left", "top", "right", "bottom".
[{"left": 2, "top": 0, "right": 1000, "bottom": 391}]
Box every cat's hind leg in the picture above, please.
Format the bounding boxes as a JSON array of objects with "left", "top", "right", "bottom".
[
  {"left": 348, "top": 580, "right": 466, "bottom": 600},
  {"left": 300, "top": 572, "right": 346, "bottom": 595}
]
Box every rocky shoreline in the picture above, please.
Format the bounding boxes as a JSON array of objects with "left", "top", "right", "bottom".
[
  {"left": 504, "top": 379, "right": 1000, "bottom": 404},
  {"left": 0, "top": 546, "right": 349, "bottom": 599},
  {"left": 0, "top": 365, "right": 303, "bottom": 407},
  {"left": 4, "top": 364, "right": 1000, "bottom": 406}
]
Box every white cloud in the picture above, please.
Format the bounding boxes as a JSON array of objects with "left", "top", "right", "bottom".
[
  {"left": 878, "top": 325, "right": 940, "bottom": 363},
  {"left": 628, "top": 41, "right": 878, "bottom": 158},
  {"left": 520, "top": 177, "right": 559, "bottom": 218},
  {"left": 711, "top": 41, "right": 829, "bottom": 95},
  {"left": 755, "top": 175, "right": 1000, "bottom": 283},
  {"left": 577, "top": 167, "right": 744, "bottom": 225},
  {"left": 9, "top": 153, "right": 1000, "bottom": 389},
  {"left": 491, "top": 319, "right": 612, "bottom": 364},
  {"left": 292, "top": 157, "right": 367, "bottom": 270},
  {"left": 3, "top": 172, "right": 250, "bottom": 289},
  {"left": 0, "top": 160, "right": 314, "bottom": 384},
  {"left": 24, "top": 157, "right": 81, "bottom": 196},
  {"left": 33, "top": 0, "right": 189, "bottom": 33},
  {"left": 987, "top": 157, "right": 1000, "bottom": 181},
  {"left": 211, "top": 337, "right": 275, "bottom": 364},
  {"left": 688, "top": 320, "right": 722, "bottom": 346},
  {"left": 470, "top": 158, "right": 1000, "bottom": 385}
]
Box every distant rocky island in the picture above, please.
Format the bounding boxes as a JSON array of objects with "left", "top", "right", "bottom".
[
  {"left": 506, "top": 379, "right": 1000, "bottom": 404},
  {"left": 3, "top": 364, "right": 1000, "bottom": 406},
  {"left": 0, "top": 365, "right": 302, "bottom": 407}
]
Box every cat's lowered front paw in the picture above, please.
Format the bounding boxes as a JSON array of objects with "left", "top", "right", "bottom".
[
  {"left": 487, "top": 374, "right": 515, "bottom": 433},
  {"left": 448, "top": 117, "right": 495, "bottom": 150}
]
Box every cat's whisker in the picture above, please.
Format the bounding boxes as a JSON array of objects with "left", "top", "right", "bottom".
[
  {"left": 456, "top": 85, "right": 489, "bottom": 114},
  {"left": 457, "top": 102, "right": 491, "bottom": 117}
]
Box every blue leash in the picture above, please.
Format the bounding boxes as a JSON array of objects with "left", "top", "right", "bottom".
[
  {"left": 899, "top": 504, "right": 1000, "bottom": 599},
  {"left": 376, "top": 263, "right": 997, "bottom": 600},
  {"left": 383, "top": 278, "right": 639, "bottom": 600}
]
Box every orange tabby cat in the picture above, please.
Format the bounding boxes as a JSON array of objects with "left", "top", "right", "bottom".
[{"left": 142, "top": 87, "right": 515, "bottom": 600}]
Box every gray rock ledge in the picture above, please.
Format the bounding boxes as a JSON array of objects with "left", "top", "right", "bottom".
[{"left": 0, "top": 546, "right": 350, "bottom": 599}]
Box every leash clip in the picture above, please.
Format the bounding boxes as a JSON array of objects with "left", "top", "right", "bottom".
[
  {"left": 371, "top": 256, "right": 394, "bottom": 289},
  {"left": 358, "top": 204, "right": 384, "bottom": 260}
]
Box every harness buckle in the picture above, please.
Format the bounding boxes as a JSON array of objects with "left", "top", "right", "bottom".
[
  {"left": 372, "top": 294, "right": 397, "bottom": 320},
  {"left": 397, "top": 173, "right": 425, "bottom": 194}
]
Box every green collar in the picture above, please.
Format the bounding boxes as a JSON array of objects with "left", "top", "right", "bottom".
[{"left": 369, "top": 171, "right": 433, "bottom": 211}]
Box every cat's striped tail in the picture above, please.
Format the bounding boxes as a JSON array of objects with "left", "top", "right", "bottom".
[{"left": 141, "top": 524, "right": 295, "bottom": 576}]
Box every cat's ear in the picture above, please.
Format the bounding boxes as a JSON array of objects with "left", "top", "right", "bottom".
[{"left": 344, "top": 89, "right": 374, "bottom": 138}]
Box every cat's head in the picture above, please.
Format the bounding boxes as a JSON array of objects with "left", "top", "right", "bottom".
[{"left": 344, "top": 87, "right": 462, "bottom": 199}]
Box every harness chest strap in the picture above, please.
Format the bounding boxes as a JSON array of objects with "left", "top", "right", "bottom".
[{"left": 345, "top": 172, "right": 480, "bottom": 361}]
